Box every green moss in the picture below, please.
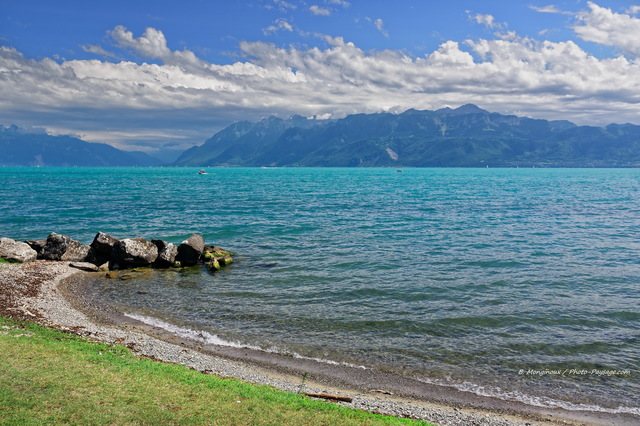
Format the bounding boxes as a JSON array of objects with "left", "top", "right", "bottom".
[{"left": 206, "top": 258, "right": 221, "bottom": 271}]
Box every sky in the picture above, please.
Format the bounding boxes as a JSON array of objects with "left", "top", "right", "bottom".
[{"left": 2, "top": 0, "right": 640, "bottom": 156}]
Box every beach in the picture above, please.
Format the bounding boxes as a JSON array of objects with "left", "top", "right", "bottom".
[{"left": 2, "top": 261, "right": 637, "bottom": 425}]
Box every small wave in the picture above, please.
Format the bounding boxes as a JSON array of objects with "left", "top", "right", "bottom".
[
  {"left": 464, "top": 260, "right": 525, "bottom": 268},
  {"left": 291, "top": 352, "right": 367, "bottom": 370},
  {"left": 124, "top": 313, "right": 257, "bottom": 349},
  {"left": 124, "top": 313, "right": 367, "bottom": 370},
  {"left": 416, "top": 377, "right": 640, "bottom": 416}
]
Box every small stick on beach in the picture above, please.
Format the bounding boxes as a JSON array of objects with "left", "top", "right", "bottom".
[{"left": 304, "top": 392, "right": 353, "bottom": 403}]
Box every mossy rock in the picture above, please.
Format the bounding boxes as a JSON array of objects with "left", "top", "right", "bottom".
[
  {"left": 202, "top": 251, "right": 216, "bottom": 261},
  {"left": 218, "top": 256, "right": 233, "bottom": 266},
  {"left": 206, "top": 258, "right": 221, "bottom": 271}
]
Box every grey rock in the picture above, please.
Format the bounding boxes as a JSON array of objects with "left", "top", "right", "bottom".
[
  {"left": 69, "top": 262, "right": 99, "bottom": 272},
  {"left": 152, "top": 240, "right": 178, "bottom": 268},
  {"left": 110, "top": 238, "right": 158, "bottom": 270},
  {"left": 25, "top": 239, "right": 47, "bottom": 256},
  {"left": 40, "top": 232, "right": 90, "bottom": 262},
  {"left": 89, "top": 232, "right": 119, "bottom": 264},
  {"left": 176, "top": 234, "right": 205, "bottom": 266},
  {"left": 0, "top": 238, "right": 38, "bottom": 263}
]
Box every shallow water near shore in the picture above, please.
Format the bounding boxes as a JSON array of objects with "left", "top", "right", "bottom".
[{"left": 2, "top": 167, "right": 639, "bottom": 416}]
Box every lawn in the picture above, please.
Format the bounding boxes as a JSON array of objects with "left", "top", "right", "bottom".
[{"left": 0, "top": 317, "right": 430, "bottom": 425}]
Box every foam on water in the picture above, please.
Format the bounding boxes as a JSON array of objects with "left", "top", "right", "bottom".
[
  {"left": 125, "top": 312, "right": 367, "bottom": 369},
  {"left": 124, "top": 312, "right": 255, "bottom": 349},
  {"left": 417, "top": 377, "right": 640, "bottom": 416}
]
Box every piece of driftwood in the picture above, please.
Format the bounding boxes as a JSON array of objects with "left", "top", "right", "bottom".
[{"left": 304, "top": 392, "right": 353, "bottom": 403}]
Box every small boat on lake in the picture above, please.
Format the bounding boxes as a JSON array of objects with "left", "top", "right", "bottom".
[{"left": 197, "top": 170, "right": 208, "bottom": 174}]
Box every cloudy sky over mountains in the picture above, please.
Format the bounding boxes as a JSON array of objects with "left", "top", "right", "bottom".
[{"left": 2, "top": 1, "right": 640, "bottom": 153}]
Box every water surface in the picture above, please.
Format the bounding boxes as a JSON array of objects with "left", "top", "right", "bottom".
[{"left": 2, "top": 167, "right": 638, "bottom": 414}]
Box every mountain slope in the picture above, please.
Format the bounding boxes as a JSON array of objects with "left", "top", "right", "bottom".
[
  {"left": 174, "top": 105, "right": 640, "bottom": 167},
  {"left": 0, "top": 126, "right": 163, "bottom": 166}
]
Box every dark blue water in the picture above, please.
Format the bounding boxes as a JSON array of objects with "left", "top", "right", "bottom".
[{"left": 1, "top": 167, "right": 638, "bottom": 414}]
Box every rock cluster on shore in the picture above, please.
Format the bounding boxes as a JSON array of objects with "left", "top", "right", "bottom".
[{"left": 0, "top": 232, "right": 233, "bottom": 272}]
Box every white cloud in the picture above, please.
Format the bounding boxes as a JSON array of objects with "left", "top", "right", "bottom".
[
  {"left": 109, "top": 25, "right": 205, "bottom": 70},
  {"left": 530, "top": 5, "right": 567, "bottom": 14},
  {"left": 573, "top": 2, "right": 640, "bottom": 57},
  {"left": 366, "top": 17, "right": 389, "bottom": 37},
  {"left": 469, "top": 12, "right": 509, "bottom": 31},
  {"left": 471, "top": 13, "right": 499, "bottom": 29},
  {"left": 263, "top": 18, "right": 294, "bottom": 35},
  {"left": 272, "top": 0, "right": 296, "bottom": 11},
  {"left": 326, "top": 0, "right": 349, "bottom": 6},
  {"left": 3, "top": 25, "right": 640, "bottom": 151},
  {"left": 81, "top": 44, "right": 118, "bottom": 59},
  {"left": 310, "top": 5, "right": 331, "bottom": 16}
]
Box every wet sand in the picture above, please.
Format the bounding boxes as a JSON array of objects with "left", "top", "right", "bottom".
[{"left": 2, "top": 261, "right": 637, "bottom": 425}]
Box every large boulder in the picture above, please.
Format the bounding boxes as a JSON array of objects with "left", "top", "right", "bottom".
[
  {"left": 151, "top": 239, "right": 178, "bottom": 268},
  {"left": 176, "top": 234, "right": 205, "bottom": 266},
  {"left": 89, "top": 232, "right": 120, "bottom": 265},
  {"left": 25, "top": 239, "right": 46, "bottom": 257},
  {"left": 0, "top": 238, "right": 37, "bottom": 263},
  {"left": 110, "top": 238, "right": 158, "bottom": 270},
  {"left": 40, "top": 232, "right": 90, "bottom": 262}
]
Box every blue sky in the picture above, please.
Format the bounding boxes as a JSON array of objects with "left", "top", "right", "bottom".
[{"left": 2, "top": 1, "right": 640, "bottom": 155}]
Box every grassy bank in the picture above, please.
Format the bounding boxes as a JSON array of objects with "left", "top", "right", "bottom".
[{"left": 0, "top": 317, "right": 428, "bottom": 425}]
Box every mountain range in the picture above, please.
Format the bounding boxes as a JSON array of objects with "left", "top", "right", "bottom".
[
  {"left": 174, "top": 104, "right": 640, "bottom": 167},
  {"left": 0, "top": 125, "right": 162, "bottom": 167},
  {"left": 5, "top": 105, "right": 640, "bottom": 167}
]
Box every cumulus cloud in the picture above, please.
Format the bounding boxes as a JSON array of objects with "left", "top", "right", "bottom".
[
  {"left": 573, "top": 2, "right": 640, "bottom": 57},
  {"left": 109, "top": 25, "right": 205, "bottom": 70},
  {"left": 310, "top": 5, "right": 331, "bottom": 16},
  {"left": 3, "top": 24, "right": 640, "bottom": 151}
]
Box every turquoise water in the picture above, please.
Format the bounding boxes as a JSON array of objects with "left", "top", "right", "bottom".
[{"left": 1, "top": 167, "right": 639, "bottom": 413}]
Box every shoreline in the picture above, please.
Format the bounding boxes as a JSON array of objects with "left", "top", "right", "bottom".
[{"left": 1, "top": 261, "right": 637, "bottom": 425}]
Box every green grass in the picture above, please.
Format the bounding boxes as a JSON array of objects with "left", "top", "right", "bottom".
[
  {"left": 0, "top": 317, "right": 430, "bottom": 425},
  {"left": 0, "top": 258, "right": 14, "bottom": 264}
]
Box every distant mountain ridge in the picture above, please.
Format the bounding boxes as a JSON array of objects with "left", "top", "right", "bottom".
[
  {"left": 174, "top": 105, "right": 640, "bottom": 167},
  {"left": 0, "top": 125, "right": 162, "bottom": 167}
]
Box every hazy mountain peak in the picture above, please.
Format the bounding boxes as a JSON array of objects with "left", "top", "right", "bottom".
[
  {"left": 0, "top": 127, "right": 163, "bottom": 166},
  {"left": 451, "top": 104, "right": 487, "bottom": 114}
]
